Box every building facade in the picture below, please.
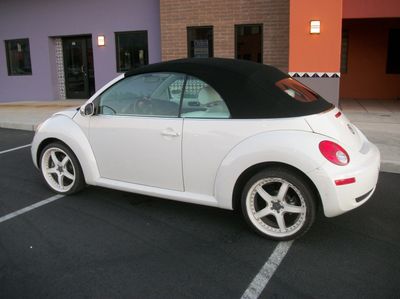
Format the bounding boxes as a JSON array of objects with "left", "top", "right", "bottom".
[
  {"left": 160, "top": 0, "right": 289, "bottom": 71},
  {"left": 0, "top": 0, "right": 399, "bottom": 105},
  {"left": 340, "top": 0, "right": 400, "bottom": 100},
  {"left": 0, "top": 0, "right": 161, "bottom": 101}
]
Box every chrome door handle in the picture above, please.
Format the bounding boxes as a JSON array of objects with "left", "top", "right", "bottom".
[{"left": 161, "top": 129, "right": 180, "bottom": 137}]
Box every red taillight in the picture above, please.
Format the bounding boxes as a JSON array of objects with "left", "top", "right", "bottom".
[{"left": 319, "top": 140, "right": 350, "bottom": 166}]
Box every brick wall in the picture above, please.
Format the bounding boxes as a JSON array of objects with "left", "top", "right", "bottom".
[{"left": 160, "top": 0, "right": 289, "bottom": 71}]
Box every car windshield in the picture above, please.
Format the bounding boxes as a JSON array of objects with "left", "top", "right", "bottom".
[{"left": 275, "top": 78, "right": 320, "bottom": 103}]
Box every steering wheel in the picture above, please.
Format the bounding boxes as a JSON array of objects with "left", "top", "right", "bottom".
[
  {"left": 134, "top": 97, "right": 153, "bottom": 115},
  {"left": 100, "top": 105, "right": 117, "bottom": 115},
  {"left": 204, "top": 101, "right": 223, "bottom": 108}
]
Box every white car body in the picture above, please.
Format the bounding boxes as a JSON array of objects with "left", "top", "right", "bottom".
[{"left": 31, "top": 58, "right": 380, "bottom": 239}]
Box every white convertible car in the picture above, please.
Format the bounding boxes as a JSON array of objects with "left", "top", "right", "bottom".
[{"left": 31, "top": 58, "right": 380, "bottom": 240}]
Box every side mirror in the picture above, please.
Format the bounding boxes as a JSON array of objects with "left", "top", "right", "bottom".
[{"left": 80, "top": 103, "right": 94, "bottom": 116}]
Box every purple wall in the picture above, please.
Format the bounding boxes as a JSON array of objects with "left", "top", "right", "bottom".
[{"left": 0, "top": 0, "right": 161, "bottom": 102}]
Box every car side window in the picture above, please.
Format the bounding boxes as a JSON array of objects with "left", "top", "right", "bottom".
[
  {"left": 180, "top": 76, "right": 230, "bottom": 119},
  {"left": 97, "top": 73, "right": 185, "bottom": 117}
]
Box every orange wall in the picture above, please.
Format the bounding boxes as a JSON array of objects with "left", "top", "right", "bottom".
[
  {"left": 343, "top": 0, "right": 400, "bottom": 19},
  {"left": 340, "top": 19, "right": 400, "bottom": 100},
  {"left": 289, "top": 0, "right": 342, "bottom": 72}
]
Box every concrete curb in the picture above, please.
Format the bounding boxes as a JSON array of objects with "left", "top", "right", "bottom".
[
  {"left": 0, "top": 122, "right": 36, "bottom": 131},
  {"left": 0, "top": 100, "right": 85, "bottom": 108},
  {"left": 380, "top": 161, "right": 400, "bottom": 175}
]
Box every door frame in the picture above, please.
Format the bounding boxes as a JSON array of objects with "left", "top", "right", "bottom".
[{"left": 62, "top": 35, "right": 95, "bottom": 99}]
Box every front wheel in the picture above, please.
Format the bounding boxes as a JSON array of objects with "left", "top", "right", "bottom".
[
  {"left": 241, "top": 168, "right": 316, "bottom": 240},
  {"left": 40, "top": 142, "right": 85, "bottom": 195}
]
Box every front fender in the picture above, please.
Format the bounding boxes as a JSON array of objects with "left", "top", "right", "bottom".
[
  {"left": 214, "top": 130, "right": 327, "bottom": 209},
  {"left": 31, "top": 115, "right": 99, "bottom": 185}
]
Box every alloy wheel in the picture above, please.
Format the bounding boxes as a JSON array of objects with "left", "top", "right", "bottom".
[
  {"left": 246, "top": 177, "right": 307, "bottom": 238},
  {"left": 41, "top": 147, "right": 76, "bottom": 193}
]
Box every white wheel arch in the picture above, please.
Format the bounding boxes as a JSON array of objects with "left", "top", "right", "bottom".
[
  {"left": 32, "top": 115, "right": 100, "bottom": 185},
  {"left": 214, "top": 130, "right": 328, "bottom": 210}
]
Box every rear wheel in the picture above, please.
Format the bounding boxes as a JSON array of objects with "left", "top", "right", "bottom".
[
  {"left": 40, "top": 142, "right": 85, "bottom": 195},
  {"left": 241, "top": 168, "right": 316, "bottom": 240}
]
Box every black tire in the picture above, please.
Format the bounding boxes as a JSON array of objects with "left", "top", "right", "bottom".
[
  {"left": 241, "top": 167, "right": 316, "bottom": 240},
  {"left": 39, "top": 142, "right": 85, "bottom": 195}
]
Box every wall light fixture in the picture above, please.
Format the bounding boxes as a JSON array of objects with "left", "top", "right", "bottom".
[
  {"left": 310, "top": 20, "right": 321, "bottom": 34},
  {"left": 97, "top": 35, "right": 105, "bottom": 46}
]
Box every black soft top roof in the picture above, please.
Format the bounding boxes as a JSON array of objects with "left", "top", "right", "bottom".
[{"left": 126, "top": 58, "right": 333, "bottom": 119}]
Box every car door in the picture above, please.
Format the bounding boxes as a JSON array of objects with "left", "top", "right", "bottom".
[
  {"left": 180, "top": 76, "right": 235, "bottom": 196},
  {"left": 89, "top": 72, "right": 185, "bottom": 191}
]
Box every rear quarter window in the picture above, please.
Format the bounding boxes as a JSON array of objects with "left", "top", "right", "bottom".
[{"left": 275, "top": 78, "right": 320, "bottom": 102}]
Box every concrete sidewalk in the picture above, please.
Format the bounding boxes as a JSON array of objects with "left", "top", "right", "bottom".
[
  {"left": 0, "top": 100, "right": 84, "bottom": 131},
  {"left": 0, "top": 98, "right": 399, "bottom": 173},
  {"left": 340, "top": 99, "right": 400, "bottom": 174}
]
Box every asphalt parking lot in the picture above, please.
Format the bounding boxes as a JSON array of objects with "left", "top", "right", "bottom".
[{"left": 0, "top": 128, "right": 399, "bottom": 299}]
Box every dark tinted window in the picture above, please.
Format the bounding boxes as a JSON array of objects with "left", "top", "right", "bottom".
[
  {"left": 235, "top": 24, "right": 263, "bottom": 63},
  {"left": 386, "top": 29, "right": 400, "bottom": 74},
  {"left": 115, "top": 31, "right": 148, "bottom": 72},
  {"left": 275, "top": 78, "right": 319, "bottom": 102},
  {"left": 187, "top": 27, "right": 213, "bottom": 58},
  {"left": 340, "top": 29, "right": 349, "bottom": 73},
  {"left": 5, "top": 38, "right": 32, "bottom": 75}
]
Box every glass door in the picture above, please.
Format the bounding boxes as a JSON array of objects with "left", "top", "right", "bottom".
[{"left": 63, "top": 36, "right": 95, "bottom": 99}]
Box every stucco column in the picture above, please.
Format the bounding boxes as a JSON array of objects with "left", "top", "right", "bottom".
[{"left": 289, "top": 0, "right": 343, "bottom": 106}]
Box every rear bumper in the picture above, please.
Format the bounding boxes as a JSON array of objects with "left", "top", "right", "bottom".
[{"left": 308, "top": 140, "right": 380, "bottom": 217}]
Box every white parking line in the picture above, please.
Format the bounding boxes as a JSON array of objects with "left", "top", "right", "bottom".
[
  {"left": 0, "top": 194, "right": 64, "bottom": 224},
  {"left": 0, "top": 144, "right": 31, "bottom": 155},
  {"left": 241, "top": 240, "right": 294, "bottom": 299}
]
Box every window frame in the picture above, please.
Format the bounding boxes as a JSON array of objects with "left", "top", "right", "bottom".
[
  {"left": 234, "top": 24, "right": 263, "bottom": 64},
  {"left": 275, "top": 78, "right": 321, "bottom": 103},
  {"left": 94, "top": 72, "right": 185, "bottom": 118},
  {"left": 179, "top": 75, "right": 231, "bottom": 119},
  {"left": 187, "top": 26, "right": 214, "bottom": 58},
  {"left": 115, "top": 30, "right": 149, "bottom": 73},
  {"left": 4, "top": 38, "right": 32, "bottom": 76},
  {"left": 93, "top": 72, "right": 231, "bottom": 120}
]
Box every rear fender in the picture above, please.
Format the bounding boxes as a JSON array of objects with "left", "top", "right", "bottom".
[{"left": 214, "top": 130, "right": 327, "bottom": 209}]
